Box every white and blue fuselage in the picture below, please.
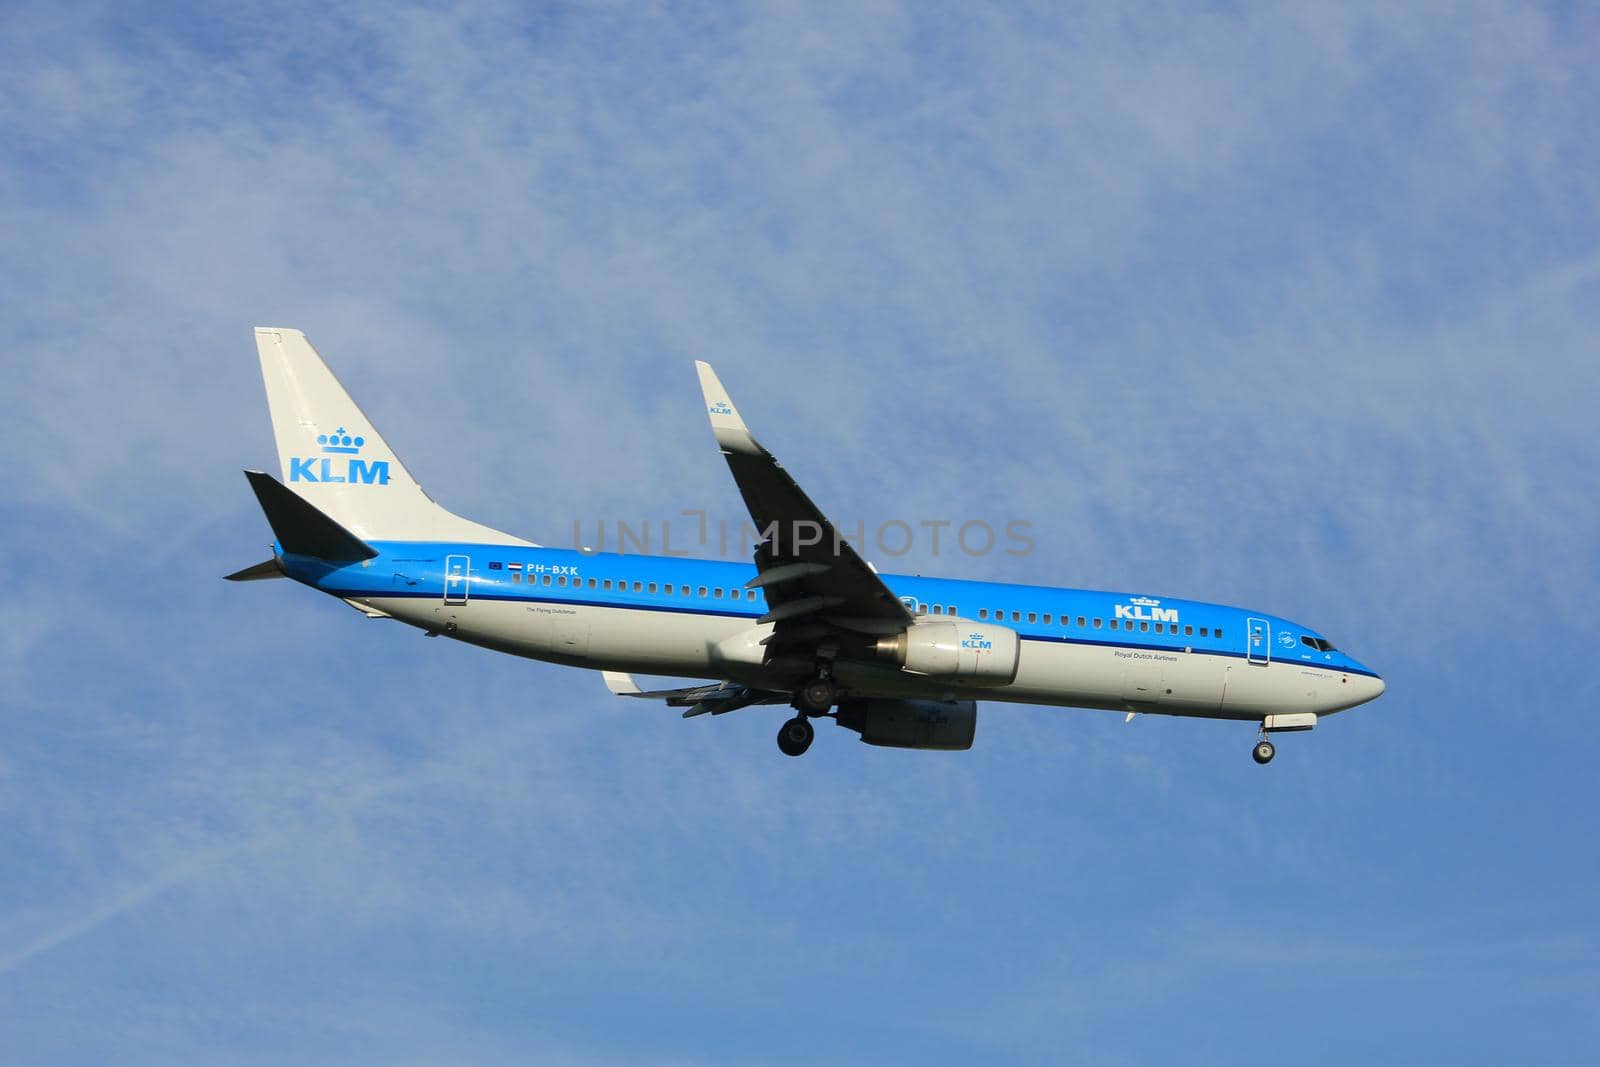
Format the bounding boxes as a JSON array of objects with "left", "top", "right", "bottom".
[
  {"left": 238, "top": 327, "right": 1385, "bottom": 761},
  {"left": 287, "top": 541, "right": 1383, "bottom": 721}
]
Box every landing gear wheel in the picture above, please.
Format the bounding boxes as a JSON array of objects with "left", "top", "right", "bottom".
[
  {"left": 777, "top": 716, "right": 815, "bottom": 757},
  {"left": 795, "top": 678, "right": 838, "bottom": 715},
  {"left": 1252, "top": 739, "right": 1276, "bottom": 765}
]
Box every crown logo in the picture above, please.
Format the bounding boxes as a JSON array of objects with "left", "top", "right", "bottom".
[
  {"left": 1130, "top": 596, "right": 1160, "bottom": 606},
  {"left": 317, "top": 427, "right": 365, "bottom": 454}
]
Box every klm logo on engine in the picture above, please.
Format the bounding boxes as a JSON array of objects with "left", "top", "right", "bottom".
[
  {"left": 961, "top": 632, "right": 993, "bottom": 652},
  {"left": 289, "top": 427, "right": 390, "bottom": 485},
  {"left": 1115, "top": 595, "right": 1178, "bottom": 623}
]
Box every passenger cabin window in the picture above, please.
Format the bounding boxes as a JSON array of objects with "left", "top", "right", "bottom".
[
  {"left": 698, "top": 586, "right": 708, "bottom": 597},
  {"left": 932, "top": 605, "right": 943, "bottom": 615},
  {"left": 1110, "top": 620, "right": 1119, "bottom": 630},
  {"left": 979, "top": 609, "right": 989, "bottom": 620},
  {"left": 683, "top": 586, "right": 691, "bottom": 596},
  {"left": 917, "top": 604, "right": 927, "bottom": 615},
  {"left": 1215, "top": 629, "right": 1223, "bottom": 639},
  {"left": 648, "top": 582, "right": 657, "bottom": 593},
  {"left": 713, "top": 588, "right": 723, "bottom": 598},
  {"left": 1011, "top": 611, "right": 1021, "bottom": 622},
  {"left": 632, "top": 581, "right": 642, "bottom": 592},
  {"left": 542, "top": 575, "right": 552, "bottom": 586},
  {"left": 1077, "top": 616, "right": 1086, "bottom": 627},
  {"left": 1043, "top": 613, "right": 1051, "bottom": 624},
  {"left": 1185, "top": 625, "right": 1193, "bottom": 636},
  {"left": 1093, "top": 618, "right": 1102, "bottom": 628},
  {"left": 1027, "top": 612, "right": 1037, "bottom": 623}
]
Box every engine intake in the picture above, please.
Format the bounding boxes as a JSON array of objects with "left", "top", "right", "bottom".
[
  {"left": 836, "top": 698, "right": 977, "bottom": 750},
  {"left": 874, "top": 620, "right": 1019, "bottom": 684}
]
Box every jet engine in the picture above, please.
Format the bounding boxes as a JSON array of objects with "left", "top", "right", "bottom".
[
  {"left": 835, "top": 698, "right": 978, "bottom": 750},
  {"left": 873, "top": 620, "right": 1020, "bottom": 684}
]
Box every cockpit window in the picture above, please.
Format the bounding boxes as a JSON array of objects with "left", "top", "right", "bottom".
[{"left": 1301, "top": 635, "right": 1337, "bottom": 652}]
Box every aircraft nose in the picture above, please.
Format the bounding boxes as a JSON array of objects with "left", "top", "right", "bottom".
[{"left": 1327, "top": 669, "right": 1384, "bottom": 713}]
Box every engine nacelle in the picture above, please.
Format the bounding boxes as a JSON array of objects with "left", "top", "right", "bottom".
[
  {"left": 836, "top": 698, "right": 977, "bottom": 750},
  {"left": 874, "top": 621, "right": 1019, "bottom": 684}
]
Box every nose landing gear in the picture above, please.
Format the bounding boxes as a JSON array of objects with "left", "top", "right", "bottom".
[{"left": 1251, "top": 721, "right": 1278, "bottom": 764}]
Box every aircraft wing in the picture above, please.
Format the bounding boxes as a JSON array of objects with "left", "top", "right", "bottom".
[
  {"left": 694, "top": 363, "right": 913, "bottom": 656},
  {"left": 601, "top": 672, "right": 787, "bottom": 718}
]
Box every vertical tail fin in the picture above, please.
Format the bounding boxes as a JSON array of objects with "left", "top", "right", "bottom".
[{"left": 253, "top": 327, "right": 531, "bottom": 545}]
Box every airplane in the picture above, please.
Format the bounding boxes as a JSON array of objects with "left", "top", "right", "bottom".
[{"left": 231, "top": 328, "right": 1385, "bottom": 764}]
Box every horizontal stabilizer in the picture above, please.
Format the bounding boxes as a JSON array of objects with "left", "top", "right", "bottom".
[
  {"left": 224, "top": 558, "right": 284, "bottom": 582},
  {"left": 602, "top": 671, "right": 642, "bottom": 696},
  {"left": 600, "top": 672, "right": 789, "bottom": 719},
  {"left": 244, "top": 470, "right": 378, "bottom": 562}
]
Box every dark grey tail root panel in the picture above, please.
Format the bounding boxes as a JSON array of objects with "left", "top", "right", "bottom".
[{"left": 243, "top": 470, "right": 378, "bottom": 562}]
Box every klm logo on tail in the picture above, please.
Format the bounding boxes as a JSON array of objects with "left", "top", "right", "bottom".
[{"left": 289, "top": 427, "right": 390, "bottom": 485}]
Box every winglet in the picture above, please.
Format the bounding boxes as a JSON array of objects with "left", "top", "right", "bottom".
[
  {"left": 694, "top": 361, "right": 760, "bottom": 456},
  {"left": 602, "top": 671, "right": 642, "bottom": 696}
]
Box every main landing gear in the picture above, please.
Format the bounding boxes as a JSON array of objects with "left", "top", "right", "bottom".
[
  {"left": 793, "top": 676, "right": 837, "bottom": 716},
  {"left": 778, "top": 673, "right": 838, "bottom": 757},
  {"left": 777, "top": 715, "right": 815, "bottom": 757}
]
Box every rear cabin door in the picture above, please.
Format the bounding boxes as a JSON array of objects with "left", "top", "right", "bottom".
[{"left": 444, "top": 554, "right": 470, "bottom": 605}]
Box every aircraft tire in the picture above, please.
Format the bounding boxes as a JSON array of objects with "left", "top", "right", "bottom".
[
  {"left": 777, "top": 716, "right": 815, "bottom": 757},
  {"left": 795, "top": 679, "right": 837, "bottom": 715},
  {"left": 1252, "top": 739, "right": 1276, "bottom": 765}
]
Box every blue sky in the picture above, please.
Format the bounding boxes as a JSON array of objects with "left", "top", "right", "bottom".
[{"left": 2, "top": 2, "right": 1597, "bottom": 1062}]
